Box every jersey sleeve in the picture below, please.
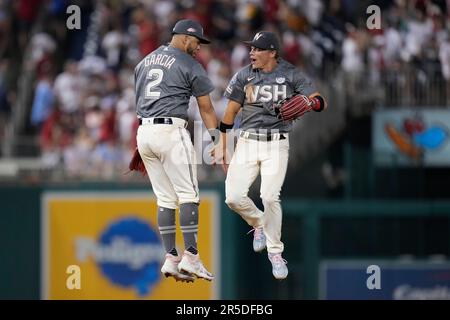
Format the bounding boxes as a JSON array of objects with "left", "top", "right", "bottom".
[
  {"left": 134, "top": 64, "right": 140, "bottom": 107},
  {"left": 293, "top": 70, "right": 317, "bottom": 96},
  {"left": 224, "top": 71, "right": 245, "bottom": 105},
  {"left": 190, "top": 63, "right": 214, "bottom": 97}
]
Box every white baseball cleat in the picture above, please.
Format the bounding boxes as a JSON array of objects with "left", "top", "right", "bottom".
[
  {"left": 251, "top": 227, "right": 266, "bottom": 253},
  {"left": 178, "top": 250, "right": 214, "bottom": 281},
  {"left": 161, "top": 253, "right": 195, "bottom": 283},
  {"left": 268, "top": 253, "right": 288, "bottom": 280}
]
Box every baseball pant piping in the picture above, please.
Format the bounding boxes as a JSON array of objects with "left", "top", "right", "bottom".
[
  {"left": 259, "top": 139, "right": 289, "bottom": 254},
  {"left": 178, "top": 127, "right": 199, "bottom": 200}
]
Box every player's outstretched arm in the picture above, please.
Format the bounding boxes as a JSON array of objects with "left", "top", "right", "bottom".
[
  {"left": 197, "top": 95, "right": 219, "bottom": 131},
  {"left": 221, "top": 100, "right": 241, "bottom": 126},
  {"left": 215, "top": 100, "right": 241, "bottom": 173}
]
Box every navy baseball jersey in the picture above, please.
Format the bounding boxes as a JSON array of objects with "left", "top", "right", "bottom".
[
  {"left": 224, "top": 59, "right": 316, "bottom": 132},
  {"left": 135, "top": 45, "right": 214, "bottom": 120}
]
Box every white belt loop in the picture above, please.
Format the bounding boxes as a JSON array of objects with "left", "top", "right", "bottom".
[
  {"left": 141, "top": 118, "right": 152, "bottom": 125},
  {"left": 244, "top": 131, "right": 250, "bottom": 138}
]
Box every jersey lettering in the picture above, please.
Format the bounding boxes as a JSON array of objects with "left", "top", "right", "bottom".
[
  {"left": 245, "top": 85, "right": 287, "bottom": 103},
  {"left": 145, "top": 54, "right": 176, "bottom": 69}
]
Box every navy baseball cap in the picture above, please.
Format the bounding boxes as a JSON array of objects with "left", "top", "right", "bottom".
[
  {"left": 172, "top": 19, "right": 210, "bottom": 44},
  {"left": 244, "top": 31, "right": 280, "bottom": 51}
]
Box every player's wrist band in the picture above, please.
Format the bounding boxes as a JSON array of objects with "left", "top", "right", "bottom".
[{"left": 219, "top": 121, "right": 233, "bottom": 133}]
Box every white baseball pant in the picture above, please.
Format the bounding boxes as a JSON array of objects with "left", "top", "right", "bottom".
[
  {"left": 137, "top": 118, "right": 200, "bottom": 209},
  {"left": 225, "top": 133, "right": 289, "bottom": 254}
]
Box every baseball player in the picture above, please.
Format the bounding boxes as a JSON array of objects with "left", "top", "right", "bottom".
[
  {"left": 216, "top": 31, "right": 327, "bottom": 280},
  {"left": 134, "top": 19, "right": 218, "bottom": 282}
]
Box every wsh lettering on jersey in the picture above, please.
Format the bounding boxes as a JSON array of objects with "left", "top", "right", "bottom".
[{"left": 245, "top": 85, "right": 287, "bottom": 103}]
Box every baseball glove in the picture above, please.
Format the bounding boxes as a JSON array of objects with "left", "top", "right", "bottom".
[
  {"left": 274, "top": 94, "right": 313, "bottom": 121},
  {"left": 128, "top": 148, "right": 147, "bottom": 176}
]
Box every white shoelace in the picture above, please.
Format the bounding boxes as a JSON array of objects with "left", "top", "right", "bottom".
[
  {"left": 270, "top": 254, "right": 287, "bottom": 266},
  {"left": 247, "top": 227, "right": 264, "bottom": 240}
]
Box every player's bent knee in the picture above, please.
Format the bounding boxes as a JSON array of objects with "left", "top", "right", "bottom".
[
  {"left": 261, "top": 197, "right": 280, "bottom": 208},
  {"left": 225, "top": 195, "right": 245, "bottom": 212}
]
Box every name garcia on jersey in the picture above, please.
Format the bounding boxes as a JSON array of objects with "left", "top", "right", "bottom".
[
  {"left": 144, "top": 53, "right": 176, "bottom": 69},
  {"left": 245, "top": 84, "right": 287, "bottom": 103}
]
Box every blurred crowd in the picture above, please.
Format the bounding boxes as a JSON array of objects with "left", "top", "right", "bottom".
[{"left": 0, "top": 0, "right": 449, "bottom": 180}]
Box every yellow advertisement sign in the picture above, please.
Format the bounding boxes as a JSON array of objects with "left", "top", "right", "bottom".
[{"left": 41, "top": 192, "right": 220, "bottom": 299}]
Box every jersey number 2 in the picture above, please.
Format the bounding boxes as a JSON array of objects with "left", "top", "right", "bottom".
[{"left": 145, "top": 68, "right": 163, "bottom": 99}]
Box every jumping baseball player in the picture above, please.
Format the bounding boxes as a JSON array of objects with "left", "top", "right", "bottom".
[
  {"left": 216, "top": 31, "right": 327, "bottom": 280},
  {"left": 133, "top": 19, "right": 218, "bottom": 282}
]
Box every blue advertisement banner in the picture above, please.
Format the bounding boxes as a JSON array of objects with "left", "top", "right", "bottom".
[{"left": 320, "top": 260, "right": 450, "bottom": 300}]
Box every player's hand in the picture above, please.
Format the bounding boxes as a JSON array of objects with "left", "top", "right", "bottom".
[
  {"left": 128, "top": 148, "right": 147, "bottom": 176},
  {"left": 274, "top": 94, "right": 313, "bottom": 121},
  {"left": 221, "top": 162, "right": 229, "bottom": 174},
  {"left": 210, "top": 142, "right": 228, "bottom": 174}
]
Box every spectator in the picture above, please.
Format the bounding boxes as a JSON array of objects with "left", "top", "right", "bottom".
[
  {"left": 131, "top": 7, "right": 159, "bottom": 57},
  {"left": 30, "top": 73, "right": 55, "bottom": 129},
  {"left": 53, "top": 61, "right": 84, "bottom": 114}
]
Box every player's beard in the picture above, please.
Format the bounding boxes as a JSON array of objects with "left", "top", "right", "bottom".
[
  {"left": 186, "top": 39, "right": 200, "bottom": 58},
  {"left": 187, "top": 45, "right": 197, "bottom": 58}
]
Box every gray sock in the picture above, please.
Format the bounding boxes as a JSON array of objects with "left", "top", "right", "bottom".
[
  {"left": 180, "top": 202, "right": 199, "bottom": 254},
  {"left": 157, "top": 206, "right": 177, "bottom": 255}
]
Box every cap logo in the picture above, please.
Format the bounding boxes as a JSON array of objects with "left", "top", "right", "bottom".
[
  {"left": 187, "top": 27, "right": 197, "bottom": 32},
  {"left": 276, "top": 77, "right": 285, "bottom": 84},
  {"left": 254, "top": 32, "right": 263, "bottom": 41}
]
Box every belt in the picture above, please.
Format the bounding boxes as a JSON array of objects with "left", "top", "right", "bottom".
[
  {"left": 139, "top": 117, "right": 187, "bottom": 127},
  {"left": 239, "top": 131, "right": 287, "bottom": 141}
]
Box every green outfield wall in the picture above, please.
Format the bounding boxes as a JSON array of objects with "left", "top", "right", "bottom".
[{"left": 1, "top": 184, "right": 449, "bottom": 299}]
